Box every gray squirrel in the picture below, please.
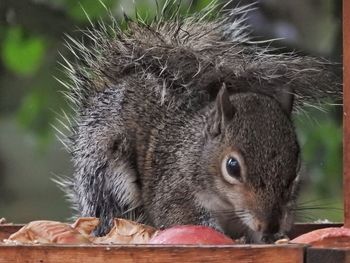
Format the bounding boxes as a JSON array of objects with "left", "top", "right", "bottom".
[{"left": 57, "top": 2, "right": 340, "bottom": 243}]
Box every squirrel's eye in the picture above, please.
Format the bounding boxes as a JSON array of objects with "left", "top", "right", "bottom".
[
  {"left": 221, "top": 152, "right": 244, "bottom": 184},
  {"left": 226, "top": 157, "right": 241, "bottom": 178}
]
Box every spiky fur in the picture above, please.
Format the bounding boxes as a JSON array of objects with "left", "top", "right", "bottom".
[{"left": 57, "top": 1, "right": 341, "bottom": 242}]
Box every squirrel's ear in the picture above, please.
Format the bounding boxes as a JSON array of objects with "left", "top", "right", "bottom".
[
  {"left": 208, "top": 84, "right": 235, "bottom": 137},
  {"left": 275, "top": 88, "right": 294, "bottom": 116}
]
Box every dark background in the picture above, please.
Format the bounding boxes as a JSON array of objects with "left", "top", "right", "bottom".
[{"left": 0, "top": 0, "right": 343, "bottom": 223}]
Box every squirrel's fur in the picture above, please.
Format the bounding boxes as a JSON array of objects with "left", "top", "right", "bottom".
[{"left": 56, "top": 1, "right": 341, "bottom": 243}]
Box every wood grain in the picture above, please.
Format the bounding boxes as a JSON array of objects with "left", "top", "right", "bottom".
[
  {"left": 0, "top": 244, "right": 305, "bottom": 263},
  {"left": 344, "top": 0, "right": 350, "bottom": 228}
]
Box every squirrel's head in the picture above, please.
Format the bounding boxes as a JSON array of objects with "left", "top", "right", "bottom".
[{"left": 200, "top": 84, "right": 300, "bottom": 243}]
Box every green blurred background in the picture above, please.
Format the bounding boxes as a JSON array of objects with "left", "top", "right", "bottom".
[{"left": 0, "top": 0, "right": 343, "bottom": 223}]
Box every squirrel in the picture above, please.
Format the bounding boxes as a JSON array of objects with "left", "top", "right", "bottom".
[{"left": 56, "top": 1, "right": 341, "bottom": 243}]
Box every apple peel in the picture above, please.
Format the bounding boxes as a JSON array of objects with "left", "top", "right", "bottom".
[
  {"left": 291, "top": 227, "right": 350, "bottom": 248},
  {"left": 149, "top": 225, "right": 235, "bottom": 245}
]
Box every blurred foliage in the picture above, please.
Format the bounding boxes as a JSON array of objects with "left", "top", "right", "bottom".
[
  {"left": 296, "top": 107, "right": 343, "bottom": 222},
  {"left": 2, "top": 26, "right": 46, "bottom": 76},
  {"left": 63, "top": 0, "right": 116, "bottom": 22},
  {"left": 297, "top": 109, "right": 342, "bottom": 197},
  {"left": 17, "top": 90, "right": 53, "bottom": 145},
  {"left": 0, "top": 0, "right": 343, "bottom": 223}
]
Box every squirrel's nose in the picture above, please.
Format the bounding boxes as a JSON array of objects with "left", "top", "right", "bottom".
[
  {"left": 258, "top": 220, "right": 282, "bottom": 243},
  {"left": 266, "top": 221, "right": 280, "bottom": 234}
]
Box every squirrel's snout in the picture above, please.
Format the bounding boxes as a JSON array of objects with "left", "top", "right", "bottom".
[{"left": 252, "top": 217, "right": 282, "bottom": 243}]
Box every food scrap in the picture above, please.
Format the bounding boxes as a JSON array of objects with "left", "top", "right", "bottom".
[{"left": 3, "top": 218, "right": 157, "bottom": 245}]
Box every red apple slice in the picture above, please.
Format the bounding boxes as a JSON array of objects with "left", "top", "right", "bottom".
[
  {"left": 291, "top": 227, "right": 350, "bottom": 248},
  {"left": 149, "top": 225, "right": 235, "bottom": 245}
]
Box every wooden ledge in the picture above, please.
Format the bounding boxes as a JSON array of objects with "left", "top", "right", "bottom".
[
  {"left": 0, "top": 223, "right": 343, "bottom": 263},
  {"left": 0, "top": 244, "right": 305, "bottom": 263}
]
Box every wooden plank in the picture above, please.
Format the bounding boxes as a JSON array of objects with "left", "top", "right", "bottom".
[
  {"left": 344, "top": 0, "right": 350, "bottom": 228},
  {"left": 0, "top": 244, "right": 305, "bottom": 263}
]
